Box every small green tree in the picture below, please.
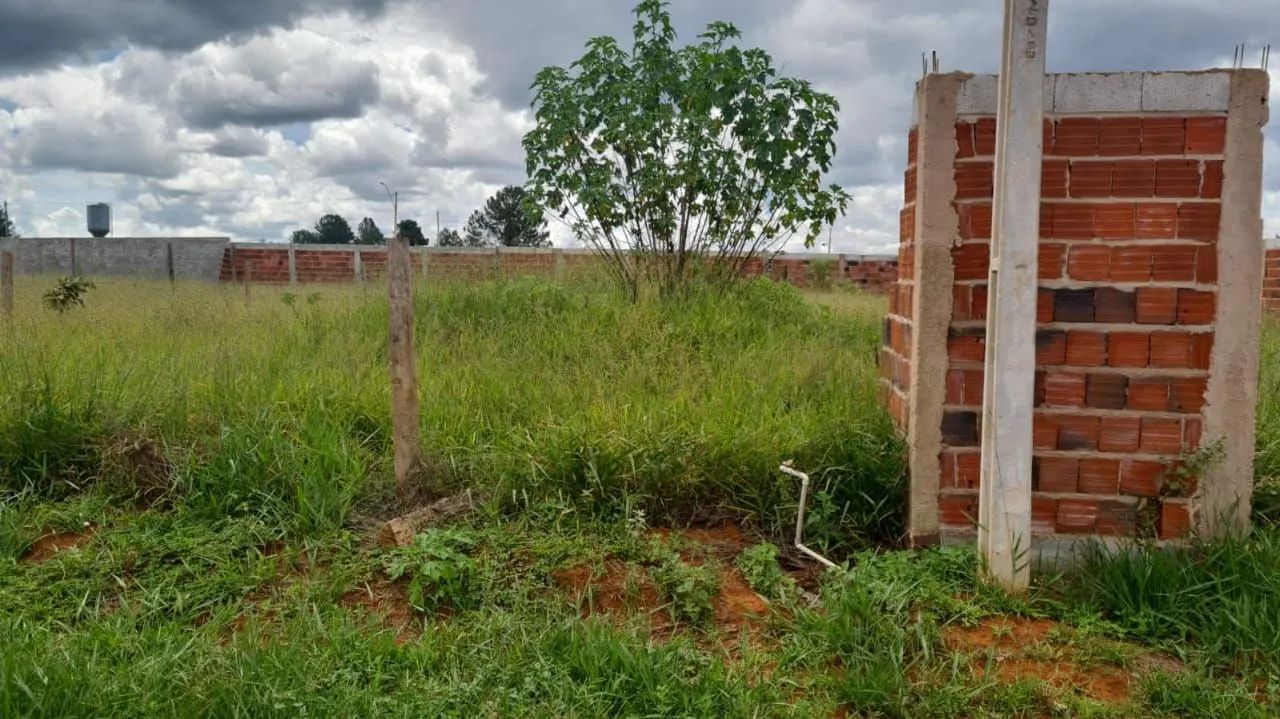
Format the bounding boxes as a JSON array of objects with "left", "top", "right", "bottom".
[
  {"left": 289, "top": 229, "right": 318, "bottom": 244},
  {"left": 356, "top": 217, "right": 384, "bottom": 245},
  {"left": 524, "top": 1, "right": 848, "bottom": 297},
  {"left": 436, "top": 228, "right": 463, "bottom": 247},
  {"left": 0, "top": 202, "right": 18, "bottom": 238},
  {"left": 396, "top": 219, "right": 428, "bottom": 246},
  {"left": 314, "top": 214, "right": 356, "bottom": 244},
  {"left": 463, "top": 185, "right": 550, "bottom": 248},
  {"left": 43, "top": 277, "right": 95, "bottom": 313}
]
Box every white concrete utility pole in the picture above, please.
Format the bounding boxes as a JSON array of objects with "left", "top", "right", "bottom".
[{"left": 978, "top": 0, "right": 1048, "bottom": 591}]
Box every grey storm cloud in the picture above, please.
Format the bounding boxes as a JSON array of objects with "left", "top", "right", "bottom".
[{"left": 0, "top": 0, "right": 389, "bottom": 70}]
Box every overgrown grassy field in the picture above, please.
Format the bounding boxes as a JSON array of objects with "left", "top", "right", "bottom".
[{"left": 0, "top": 276, "right": 1278, "bottom": 717}]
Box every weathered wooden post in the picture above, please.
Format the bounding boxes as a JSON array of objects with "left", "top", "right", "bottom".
[
  {"left": 1, "top": 251, "right": 13, "bottom": 321},
  {"left": 387, "top": 233, "right": 421, "bottom": 495},
  {"left": 978, "top": 0, "right": 1048, "bottom": 591}
]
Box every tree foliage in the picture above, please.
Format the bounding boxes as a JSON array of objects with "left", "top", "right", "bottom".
[
  {"left": 314, "top": 214, "right": 356, "bottom": 245},
  {"left": 0, "top": 202, "right": 18, "bottom": 238},
  {"left": 356, "top": 217, "right": 384, "bottom": 245},
  {"left": 523, "top": 0, "right": 848, "bottom": 296},
  {"left": 436, "top": 228, "right": 464, "bottom": 247},
  {"left": 463, "top": 186, "right": 551, "bottom": 248},
  {"left": 289, "top": 229, "right": 319, "bottom": 244},
  {"left": 396, "top": 219, "right": 428, "bottom": 246}
]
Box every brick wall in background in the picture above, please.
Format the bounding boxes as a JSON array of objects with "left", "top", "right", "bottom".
[
  {"left": 884, "top": 70, "right": 1270, "bottom": 552},
  {"left": 218, "top": 244, "right": 901, "bottom": 291},
  {"left": 880, "top": 126, "right": 919, "bottom": 433},
  {"left": 1266, "top": 248, "right": 1280, "bottom": 314}
]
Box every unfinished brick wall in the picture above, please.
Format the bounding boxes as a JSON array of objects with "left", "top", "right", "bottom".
[
  {"left": 884, "top": 71, "right": 1269, "bottom": 552},
  {"left": 1266, "top": 248, "right": 1280, "bottom": 313},
  {"left": 219, "top": 244, "right": 901, "bottom": 290}
]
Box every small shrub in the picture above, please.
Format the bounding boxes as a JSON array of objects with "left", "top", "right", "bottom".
[
  {"left": 649, "top": 548, "right": 718, "bottom": 625},
  {"left": 809, "top": 258, "right": 836, "bottom": 290},
  {"left": 735, "top": 542, "right": 797, "bottom": 603},
  {"left": 382, "top": 528, "right": 479, "bottom": 613},
  {"left": 42, "top": 277, "right": 95, "bottom": 313}
]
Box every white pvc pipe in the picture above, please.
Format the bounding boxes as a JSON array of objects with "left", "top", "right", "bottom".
[{"left": 779, "top": 463, "right": 838, "bottom": 569}]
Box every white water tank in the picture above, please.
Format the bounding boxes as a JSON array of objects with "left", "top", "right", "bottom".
[{"left": 87, "top": 203, "right": 111, "bottom": 238}]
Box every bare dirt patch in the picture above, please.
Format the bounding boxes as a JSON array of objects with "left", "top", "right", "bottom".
[
  {"left": 22, "top": 525, "right": 95, "bottom": 563},
  {"left": 340, "top": 578, "right": 421, "bottom": 644},
  {"left": 943, "top": 616, "right": 1179, "bottom": 705}
]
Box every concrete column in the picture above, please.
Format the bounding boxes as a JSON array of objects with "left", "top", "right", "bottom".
[
  {"left": 905, "top": 74, "right": 963, "bottom": 547},
  {"left": 553, "top": 247, "right": 566, "bottom": 280},
  {"left": 287, "top": 244, "right": 298, "bottom": 285},
  {"left": 1199, "top": 70, "right": 1270, "bottom": 538},
  {"left": 354, "top": 247, "right": 364, "bottom": 283}
]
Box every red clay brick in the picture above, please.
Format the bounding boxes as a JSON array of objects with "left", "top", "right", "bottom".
[
  {"left": 1096, "top": 500, "right": 1138, "bottom": 536},
  {"left": 1109, "top": 246, "right": 1153, "bottom": 282},
  {"left": 1036, "top": 457, "right": 1080, "bottom": 493},
  {"left": 955, "top": 122, "right": 975, "bottom": 159},
  {"left": 1032, "top": 497, "right": 1058, "bottom": 535},
  {"left": 974, "top": 118, "right": 997, "bottom": 156},
  {"left": 948, "top": 334, "right": 986, "bottom": 364},
  {"left": 1154, "top": 160, "right": 1202, "bottom": 198},
  {"left": 970, "top": 285, "right": 988, "bottom": 321},
  {"left": 1177, "top": 203, "right": 1221, "bottom": 241},
  {"left": 1044, "top": 372, "right": 1087, "bottom": 408},
  {"left": 939, "top": 494, "right": 978, "bottom": 529},
  {"left": 1127, "top": 378, "right": 1171, "bottom": 412},
  {"left": 1033, "top": 414, "right": 1059, "bottom": 450},
  {"left": 1057, "top": 498, "right": 1099, "bottom": 534},
  {"left": 1176, "top": 290, "right": 1216, "bottom": 325},
  {"left": 1135, "top": 287, "right": 1178, "bottom": 324},
  {"left": 1099, "top": 416, "right": 1142, "bottom": 453},
  {"left": 1070, "top": 161, "right": 1114, "bottom": 197},
  {"left": 1087, "top": 374, "right": 1129, "bottom": 410},
  {"left": 1120, "top": 460, "right": 1165, "bottom": 497},
  {"left": 1107, "top": 332, "right": 1150, "bottom": 368},
  {"left": 1169, "top": 377, "right": 1208, "bottom": 413},
  {"left": 952, "top": 243, "right": 990, "bottom": 281},
  {"left": 1183, "top": 417, "right": 1203, "bottom": 449},
  {"left": 1112, "top": 160, "right": 1157, "bottom": 197},
  {"left": 1067, "top": 245, "right": 1112, "bottom": 281},
  {"left": 1150, "top": 332, "right": 1193, "bottom": 369},
  {"left": 1095, "top": 288, "right": 1137, "bottom": 323},
  {"left": 1041, "top": 159, "right": 1069, "bottom": 198},
  {"left": 1066, "top": 331, "right": 1107, "bottom": 367},
  {"left": 1151, "top": 245, "right": 1199, "bottom": 282},
  {"left": 945, "top": 370, "right": 964, "bottom": 404},
  {"left": 1200, "top": 160, "right": 1223, "bottom": 199},
  {"left": 1189, "top": 334, "right": 1214, "bottom": 370},
  {"left": 955, "top": 161, "right": 994, "bottom": 200},
  {"left": 1093, "top": 204, "right": 1136, "bottom": 239},
  {"left": 1097, "top": 117, "right": 1142, "bottom": 156},
  {"left": 959, "top": 203, "right": 993, "bottom": 240},
  {"left": 1079, "top": 459, "right": 1121, "bottom": 495},
  {"left": 1057, "top": 414, "right": 1101, "bottom": 451},
  {"left": 1053, "top": 118, "right": 1099, "bottom": 156},
  {"left": 1195, "top": 246, "right": 1218, "bottom": 283},
  {"left": 962, "top": 370, "right": 985, "bottom": 406},
  {"left": 1037, "top": 289, "right": 1056, "bottom": 323},
  {"left": 1036, "top": 330, "right": 1068, "bottom": 365},
  {"left": 955, "top": 452, "right": 981, "bottom": 489},
  {"left": 1051, "top": 203, "right": 1094, "bottom": 239},
  {"left": 1158, "top": 501, "right": 1191, "bottom": 540},
  {"left": 1135, "top": 203, "right": 1179, "bottom": 239},
  {"left": 1039, "top": 243, "right": 1066, "bottom": 280},
  {"left": 1140, "top": 417, "right": 1184, "bottom": 454},
  {"left": 1141, "top": 117, "right": 1186, "bottom": 156},
  {"left": 1184, "top": 116, "right": 1226, "bottom": 154}
]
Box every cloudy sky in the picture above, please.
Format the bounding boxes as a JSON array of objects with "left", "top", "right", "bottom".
[{"left": 1, "top": 0, "right": 1277, "bottom": 253}]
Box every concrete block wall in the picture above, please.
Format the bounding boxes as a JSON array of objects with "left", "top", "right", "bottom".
[
  {"left": 0, "top": 237, "right": 229, "bottom": 281},
  {"left": 883, "top": 70, "right": 1270, "bottom": 549}
]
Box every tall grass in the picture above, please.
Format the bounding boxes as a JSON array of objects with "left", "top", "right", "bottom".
[{"left": 0, "top": 276, "right": 902, "bottom": 552}]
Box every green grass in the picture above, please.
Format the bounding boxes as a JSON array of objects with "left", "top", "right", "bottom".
[{"left": 1, "top": 275, "right": 1279, "bottom": 717}]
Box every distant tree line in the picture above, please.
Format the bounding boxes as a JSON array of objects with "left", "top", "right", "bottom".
[{"left": 287, "top": 185, "right": 549, "bottom": 248}]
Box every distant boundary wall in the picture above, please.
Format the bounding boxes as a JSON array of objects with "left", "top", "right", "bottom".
[
  {"left": 0, "top": 237, "right": 901, "bottom": 291},
  {"left": 1266, "top": 247, "right": 1280, "bottom": 314}
]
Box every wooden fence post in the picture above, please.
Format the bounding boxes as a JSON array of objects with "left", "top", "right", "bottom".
[
  {"left": 166, "top": 242, "right": 175, "bottom": 287},
  {"left": 387, "top": 234, "right": 421, "bottom": 495}
]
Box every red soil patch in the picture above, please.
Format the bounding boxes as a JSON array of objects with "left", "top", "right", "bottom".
[
  {"left": 22, "top": 525, "right": 95, "bottom": 563},
  {"left": 340, "top": 578, "right": 421, "bottom": 644},
  {"left": 942, "top": 616, "right": 1176, "bottom": 705}
]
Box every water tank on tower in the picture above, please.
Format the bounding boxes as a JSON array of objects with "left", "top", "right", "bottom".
[{"left": 87, "top": 203, "right": 111, "bottom": 238}]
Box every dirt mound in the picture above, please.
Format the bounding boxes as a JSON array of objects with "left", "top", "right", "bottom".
[
  {"left": 22, "top": 525, "right": 95, "bottom": 563},
  {"left": 943, "top": 616, "right": 1179, "bottom": 705},
  {"left": 340, "top": 579, "right": 420, "bottom": 644}
]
